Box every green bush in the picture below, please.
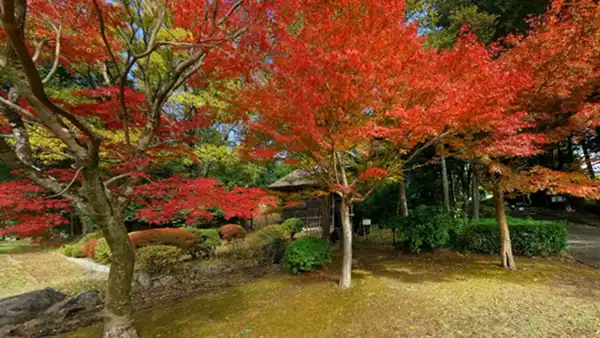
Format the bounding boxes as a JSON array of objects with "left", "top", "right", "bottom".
[
  {"left": 282, "top": 218, "right": 304, "bottom": 235},
  {"left": 184, "top": 227, "right": 221, "bottom": 258},
  {"left": 94, "top": 238, "right": 112, "bottom": 264},
  {"left": 59, "top": 244, "right": 85, "bottom": 258},
  {"left": 246, "top": 224, "right": 290, "bottom": 248},
  {"left": 283, "top": 237, "right": 331, "bottom": 275},
  {"left": 136, "top": 245, "right": 182, "bottom": 277},
  {"left": 266, "top": 236, "right": 287, "bottom": 264},
  {"left": 391, "top": 205, "right": 459, "bottom": 253},
  {"left": 76, "top": 231, "right": 103, "bottom": 246},
  {"left": 454, "top": 217, "right": 568, "bottom": 256}
]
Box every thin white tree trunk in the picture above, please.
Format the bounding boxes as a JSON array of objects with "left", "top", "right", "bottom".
[{"left": 339, "top": 199, "right": 352, "bottom": 289}]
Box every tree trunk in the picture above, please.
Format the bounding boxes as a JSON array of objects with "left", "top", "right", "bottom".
[
  {"left": 581, "top": 140, "right": 595, "bottom": 179},
  {"left": 472, "top": 172, "right": 480, "bottom": 220},
  {"left": 397, "top": 179, "right": 409, "bottom": 217},
  {"left": 441, "top": 156, "right": 450, "bottom": 212},
  {"left": 321, "top": 194, "right": 332, "bottom": 242},
  {"left": 82, "top": 169, "right": 138, "bottom": 338},
  {"left": 339, "top": 199, "right": 352, "bottom": 289},
  {"left": 494, "top": 182, "right": 516, "bottom": 271}
]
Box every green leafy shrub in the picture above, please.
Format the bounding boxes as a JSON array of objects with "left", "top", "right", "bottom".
[
  {"left": 391, "top": 205, "right": 459, "bottom": 253},
  {"left": 283, "top": 237, "right": 331, "bottom": 274},
  {"left": 282, "top": 218, "right": 304, "bottom": 238},
  {"left": 246, "top": 224, "right": 290, "bottom": 248},
  {"left": 184, "top": 227, "right": 221, "bottom": 258},
  {"left": 94, "top": 238, "right": 112, "bottom": 264},
  {"left": 76, "top": 231, "right": 103, "bottom": 246},
  {"left": 266, "top": 236, "right": 287, "bottom": 264},
  {"left": 219, "top": 224, "right": 246, "bottom": 241},
  {"left": 129, "top": 228, "right": 197, "bottom": 249},
  {"left": 454, "top": 217, "right": 568, "bottom": 256},
  {"left": 59, "top": 244, "right": 85, "bottom": 258},
  {"left": 136, "top": 245, "right": 182, "bottom": 277}
]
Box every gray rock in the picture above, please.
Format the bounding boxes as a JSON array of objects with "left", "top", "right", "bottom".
[
  {"left": 0, "top": 290, "right": 103, "bottom": 337},
  {"left": 60, "top": 290, "right": 103, "bottom": 316},
  {"left": 0, "top": 288, "right": 67, "bottom": 327},
  {"left": 137, "top": 272, "right": 152, "bottom": 288}
]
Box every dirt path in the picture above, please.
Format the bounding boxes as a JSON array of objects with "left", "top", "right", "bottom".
[{"left": 567, "top": 222, "right": 600, "bottom": 268}]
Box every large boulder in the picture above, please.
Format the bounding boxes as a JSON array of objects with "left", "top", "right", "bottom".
[
  {"left": 0, "top": 290, "right": 104, "bottom": 337},
  {"left": 0, "top": 288, "right": 67, "bottom": 327}
]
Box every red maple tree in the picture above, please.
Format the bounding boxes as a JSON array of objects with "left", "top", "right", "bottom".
[
  {"left": 443, "top": 0, "right": 600, "bottom": 270},
  {"left": 239, "top": 0, "right": 529, "bottom": 288},
  {"left": 0, "top": 0, "right": 273, "bottom": 336}
]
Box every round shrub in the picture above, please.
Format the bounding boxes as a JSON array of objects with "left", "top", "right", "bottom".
[
  {"left": 246, "top": 224, "right": 290, "bottom": 248},
  {"left": 282, "top": 218, "right": 304, "bottom": 238},
  {"left": 283, "top": 237, "right": 331, "bottom": 275},
  {"left": 391, "top": 205, "right": 459, "bottom": 253},
  {"left": 82, "top": 238, "right": 98, "bottom": 258},
  {"left": 129, "top": 228, "right": 197, "bottom": 249},
  {"left": 184, "top": 227, "right": 221, "bottom": 258},
  {"left": 94, "top": 238, "right": 112, "bottom": 264},
  {"left": 136, "top": 245, "right": 182, "bottom": 277},
  {"left": 219, "top": 224, "right": 246, "bottom": 241},
  {"left": 59, "top": 244, "right": 85, "bottom": 258},
  {"left": 76, "top": 231, "right": 103, "bottom": 246}
]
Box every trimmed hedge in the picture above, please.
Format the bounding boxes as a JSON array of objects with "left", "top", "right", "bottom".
[
  {"left": 454, "top": 217, "right": 568, "bottom": 256},
  {"left": 94, "top": 238, "right": 112, "bottom": 264},
  {"left": 282, "top": 218, "right": 304, "bottom": 238},
  {"left": 130, "top": 228, "right": 197, "bottom": 249},
  {"left": 59, "top": 244, "right": 85, "bottom": 258},
  {"left": 136, "top": 245, "right": 182, "bottom": 277},
  {"left": 184, "top": 227, "right": 221, "bottom": 258},
  {"left": 283, "top": 237, "right": 331, "bottom": 274},
  {"left": 245, "top": 224, "right": 289, "bottom": 247},
  {"left": 83, "top": 238, "right": 98, "bottom": 258},
  {"left": 219, "top": 224, "right": 246, "bottom": 241}
]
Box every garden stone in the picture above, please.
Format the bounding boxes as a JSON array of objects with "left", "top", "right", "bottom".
[
  {"left": 0, "top": 290, "right": 103, "bottom": 337},
  {"left": 0, "top": 288, "right": 67, "bottom": 327},
  {"left": 138, "top": 272, "right": 152, "bottom": 288}
]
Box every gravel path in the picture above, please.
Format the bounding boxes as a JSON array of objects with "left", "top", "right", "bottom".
[
  {"left": 61, "top": 255, "right": 110, "bottom": 275},
  {"left": 566, "top": 222, "right": 600, "bottom": 268}
]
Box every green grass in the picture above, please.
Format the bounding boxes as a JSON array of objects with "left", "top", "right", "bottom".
[
  {"left": 0, "top": 239, "right": 47, "bottom": 254},
  {"left": 60, "top": 248, "right": 600, "bottom": 338}
]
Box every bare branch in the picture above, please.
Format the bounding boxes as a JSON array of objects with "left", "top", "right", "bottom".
[
  {"left": 217, "top": 0, "right": 244, "bottom": 26},
  {"left": 103, "top": 172, "right": 132, "bottom": 187},
  {"left": 0, "top": 95, "right": 36, "bottom": 119},
  {"left": 45, "top": 167, "right": 83, "bottom": 199},
  {"left": 31, "top": 39, "right": 48, "bottom": 63},
  {"left": 91, "top": 0, "right": 119, "bottom": 77},
  {"left": 41, "top": 23, "right": 62, "bottom": 84}
]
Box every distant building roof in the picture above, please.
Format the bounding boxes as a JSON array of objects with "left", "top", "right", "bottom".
[{"left": 268, "top": 168, "right": 323, "bottom": 190}]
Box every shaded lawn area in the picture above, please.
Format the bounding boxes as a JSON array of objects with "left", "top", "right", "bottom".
[
  {"left": 61, "top": 248, "right": 600, "bottom": 338},
  {"left": 0, "top": 251, "right": 91, "bottom": 299}
]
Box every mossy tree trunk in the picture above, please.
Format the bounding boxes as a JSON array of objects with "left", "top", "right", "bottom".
[
  {"left": 494, "top": 181, "right": 516, "bottom": 270},
  {"left": 82, "top": 168, "right": 137, "bottom": 338}
]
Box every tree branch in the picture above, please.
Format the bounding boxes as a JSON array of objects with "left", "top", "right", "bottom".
[{"left": 45, "top": 167, "right": 83, "bottom": 199}]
